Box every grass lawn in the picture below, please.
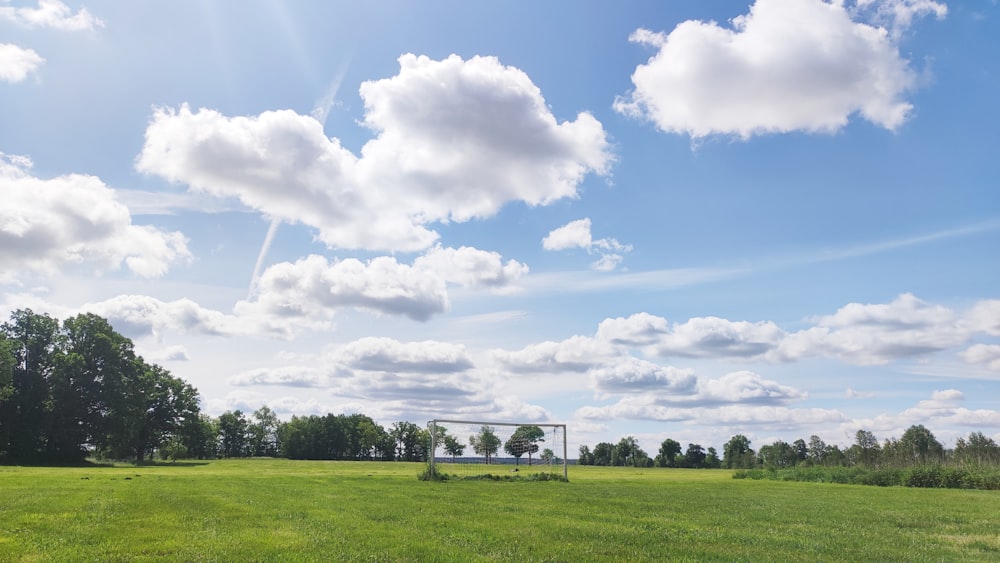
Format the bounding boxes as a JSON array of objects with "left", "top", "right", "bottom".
[{"left": 1, "top": 459, "right": 999, "bottom": 561}]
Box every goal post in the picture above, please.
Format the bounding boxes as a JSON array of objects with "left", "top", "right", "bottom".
[{"left": 427, "top": 419, "right": 567, "bottom": 481}]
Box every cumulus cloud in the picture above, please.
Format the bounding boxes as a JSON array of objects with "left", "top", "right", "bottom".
[
  {"left": 413, "top": 245, "right": 528, "bottom": 291},
  {"left": 577, "top": 398, "right": 843, "bottom": 427},
  {"left": 614, "top": 0, "right": 939, "bottom": 138},
  {"left": 777, "top": 293, "right": 969, "bottom": 364},
  {"left": 0, "top": 153, "right": 191, "bottom": 281},
  {"left": 0, "top": 0, "right": 103, "bottom": 30},
  {"left": 137, "top": 54, "right": 612, "bottom": 252},
  {"left": 589, "top": 357, "right": 697, "bottom": 396},
  {"left": 333, "top": 336, "right": 474, "bottom": 374},
  {"left": 0, "top": 43, "right": 43, "bottom": 82},
  {"left": 81, "top": 294, "right": 256, "bottom": 339},
  {"left": 237, "top": 254, "right": 449, "bottom": 324},
  {"left": 542, "top": 218, "right": 632, "bottom": 271},
  {"left": 492, "top": 335, "right": 622, "bottom": 374},
  {"left": 228, "top": 366, "right": 330, "bottom": 388},
  {"left": 961, "top": 344, "right": 1000, "bottom": 372}
]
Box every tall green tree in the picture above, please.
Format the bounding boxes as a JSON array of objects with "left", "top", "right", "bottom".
[
  {"left": 218, "top": 410, "right": 250, "bottom": 458},
  {"left": 723, "top": 434, "right": 755, "bottom": 469},
  {"left": 443, "top": 434, "right": 465, "bottom": 461},
  {"left": 592, "top": 442, "right": 613, "bottom": 466},
  {"left": 683, "top": 443, "right": 707, "bottom": 468},
  {"left": 249, "top": 406, "right": 280, "bottom": 457},
  {"left": 391, "top": 421, "right": 428, "bottom": 462},
  {"left": 655, "top": 438, "right": 682, "bottom": 468},
  {"left": 470, "top": 425, "right": 500, "bottom": 463},
  {"left": 899, "top": 424, "right": 944, "bottom": 465},
  {"left": 504, "top": 425, "right": 544, "bottom": 466},
  {"left": 1, "top": 309, "right": 60, "bottom": 461}
]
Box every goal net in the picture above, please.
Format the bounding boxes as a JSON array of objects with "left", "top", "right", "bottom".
[{"left": 427, "top": 420, "right": 567, "bottom": 481}]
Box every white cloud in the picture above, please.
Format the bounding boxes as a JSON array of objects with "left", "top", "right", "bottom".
[
  {"left": 655, "top": 317, "right": 786, "bottom": 359},
  {"left": 542, "top": 219, "right": 594, "bottom": 251},
  {"left": 961, "top": 344, "right": 1000, "bottom": 371},
  {"left": 519, "top": 295, "right": 999, "bottom": 369},
  {"left": 852, "top": 0, "right": 947, "bottom": 38},
  {"left": 228, "top": 366, "right": 329, "bottom": 388},
  {"left": 137, "top": 54, "right": 612, "bottom": 252},
  {"left": 966, "top": 300, "right": 1000, "bottom": 336},
  {"left": 0, "top": 43, "right": 43, "bottom": 82},
  {"left": 81, "top": 294, "right": 256, "bottom": 339},
  {"left": 542, "top": 218, "right": 632, "bottom": 271},
  {"left": 777, "top": 293, "right": 968, "bottom": 364},
  {"left": 238, "top": 254, "right": 448, "bottom": 324},
  {"left": 589, "top": 357, "right": 697, "bottom": 396},
  {"left": 413, "top": 245, "right": 528, "bottom": 291},
  {"left": 333, "top": 336, "right": 474, "bottom": 374},
  {"left": 492, "top": 335, "right": 622, "bottom": 374},
  {"left": 0, "top": 0, "right": 103, "bottom": 31},
  {"left": 577, "top": 397, "right": 843, "bottom": 427},
  {"left": 595, "top": 312, "right": 670, "bottom": 346},
  {"left": 139, "top": 344, "right": 189, "bottom": 363},
  {"left": 615, "top": 0, "right": 927, "bottom": 138},
  {"left": 0, "top": 153, "right": 191, "bottom": 280}
]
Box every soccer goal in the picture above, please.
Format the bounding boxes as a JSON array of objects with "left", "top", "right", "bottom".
[{"left": 427, "top": 419, "right": 567, "bottom": 481}]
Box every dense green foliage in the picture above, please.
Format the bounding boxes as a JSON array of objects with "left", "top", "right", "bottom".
[
  {"left": 2, "top": 460, "right": 999, "bottom": 561},
  {"left": 734, "top": 464, "right": 1000, "bottom": 490},
  {"left": 0, "top": 310, "right": 199, "bottom": 463}
]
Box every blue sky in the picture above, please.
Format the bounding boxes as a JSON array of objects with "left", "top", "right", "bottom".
[{"left": 2, "top": 0, "right": 998, "bottom": 454}]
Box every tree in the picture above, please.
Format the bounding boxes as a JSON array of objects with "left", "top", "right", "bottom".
[
  {"left": 1, "top": 309, "right": 60, "bottom": 461},
  {"left": 177, "top": 414, "right": 219, "bottom": 459},
  {"left": 592, "top": 442, "right": 613, "bottom": 466},
  {"left": 249, "top": 406, "right": 280, "bottom": 457},
  {"left": 469, "top": 426, "right": 501, "bottom": 463},
  {"left": 427, "top": 424, "right": 449, "bottom": 460},
  {"left": 704, "top": 447, "right": 722, "bottom": 469},
  {"left": 807, "top": 435, "right": 828, "bottom": 465},
  {"left": 577, "top": 445, "right": 593, "bottom": 465},
  {"left": 899, "top": 424, "right": 944, "bottom": 465},
  {"left": 504, "top": 425, "right": 544, "bottom": 466},
  {"left": 126, "top": 362, "right": 200, "bottom": 462},
  {"left": 793, "top": 439, "right": 808, "bottom": 463},
  {"left": 612, "top": 436, "right": 646, "bottom": 467},
  {"left": 848, "top": 429, "right": 881, "bottom": 468},
  {"left": 655, "top": 438, "right": 682, "bottom": 468},
  {"left": 443, "top": 435, "right": 465, "bottom": 461},
  {"left": 683, "top": 443, "right": 706, "bottom": 468},
  {"left": 723, "top": 434, "right": 755, "bottom": 469},
  {"left": 218, "top": 410, "right": 250, "bottom": 458},
  {"left": 955, "top": 432, "right": 1000, "bottom": 466},
  {"left": 540, "top": 448, "right": 556, "bottom": 463},
  {"left": 758, "top": 441, "right": 797, "bottom": 469},
  {"left": 391, "top": 421, "right": 428, "bottom": 462}
]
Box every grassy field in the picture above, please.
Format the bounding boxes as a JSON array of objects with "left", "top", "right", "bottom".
[{"left": 1, "top": 459, "right": 999, "bottom": 561}]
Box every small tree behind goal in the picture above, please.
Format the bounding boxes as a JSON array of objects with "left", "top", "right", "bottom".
[{"left": 427, "top": 420, "right": 567, "bottom": 480}]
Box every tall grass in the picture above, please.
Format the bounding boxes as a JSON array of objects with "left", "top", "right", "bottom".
[{"left": 1, "top": 460, "right": 999, "bottom": 561}]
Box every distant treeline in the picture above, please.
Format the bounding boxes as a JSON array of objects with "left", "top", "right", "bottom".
[{"left": 578, "top": 426, "right": 1000, "bottom": 471}]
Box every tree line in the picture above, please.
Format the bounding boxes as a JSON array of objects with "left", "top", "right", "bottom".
[{"left": 578, "top": 425, "right": 1000, "bottom": 470}]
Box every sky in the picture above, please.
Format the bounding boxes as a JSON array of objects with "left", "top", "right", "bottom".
[{"left": 2, "top": 0, "right": 998, "bottom": 455}]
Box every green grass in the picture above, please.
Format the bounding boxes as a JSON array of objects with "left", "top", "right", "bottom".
[{"left": 1, "top": 460, "right": 999, "bottom": 561}]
